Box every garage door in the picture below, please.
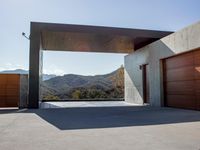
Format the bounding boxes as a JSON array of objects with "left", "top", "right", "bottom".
[
  {"left": 0, "top": 74, "right": 20, "bottom": 107},
  {"left": 163, "top": 49, "right": 200, "bottom": 110}
]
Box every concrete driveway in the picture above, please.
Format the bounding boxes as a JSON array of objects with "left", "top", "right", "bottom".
[{"left": 0, "top": 106, "right": 200, "bottom": 150}]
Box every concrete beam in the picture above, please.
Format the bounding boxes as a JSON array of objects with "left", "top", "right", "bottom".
[{"left": 33, "top": 22, "right": 172, "bottom": 53}]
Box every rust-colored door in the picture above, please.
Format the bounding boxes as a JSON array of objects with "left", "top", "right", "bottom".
[
  {"left": 163, "top": 49, "right": 200, "bottom": 110},
  {"left": 0, "top": 74, "right": 20, "bottom": 107}
]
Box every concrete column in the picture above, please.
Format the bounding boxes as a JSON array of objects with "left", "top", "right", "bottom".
[
  {"left": 19, "top": 74, "right": 28, "bottom": 108},
  {"left": 28, "top": 23, "right": 43, "bottom": 108}
]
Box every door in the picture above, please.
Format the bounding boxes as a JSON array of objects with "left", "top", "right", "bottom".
[
  {"left": 163, "top": 48, "right": 200, "bottom": 110},
  {"left": 142, "top": 64, "right": 150, "bottom": 104}
]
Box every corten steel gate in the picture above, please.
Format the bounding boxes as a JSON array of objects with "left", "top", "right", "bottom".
[{"left": 0, "top": 74, "right": 20, "bottom": 107}]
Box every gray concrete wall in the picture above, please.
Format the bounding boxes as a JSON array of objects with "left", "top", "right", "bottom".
[
  {"left": 125, "top": 21, "right": 200, "bottom": 106},
  {"left": 19, "top": 74, "right": 28, "bottom": 108}
]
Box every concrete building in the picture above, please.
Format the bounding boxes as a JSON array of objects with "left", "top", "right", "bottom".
[
  {"left": 28, "top": 21, "right": 200, "bottom": 110},
  {"left": 125, "top": 21, "right": 200, "bottom": 110}
]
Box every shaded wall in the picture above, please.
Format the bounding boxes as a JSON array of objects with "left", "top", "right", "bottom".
[
  {"left": 28, "top": 22, "right": 43, "bottom": 108},
  {"left": 125, "top": 21, "right": 200, "bottom": 106},
  {"left": 19, "top": 74, "right": 28, "bottom": 108}
]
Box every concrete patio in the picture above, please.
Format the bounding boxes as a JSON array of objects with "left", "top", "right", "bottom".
[{"left": 0, "top": 106, "right": 200, "bottom": 150}]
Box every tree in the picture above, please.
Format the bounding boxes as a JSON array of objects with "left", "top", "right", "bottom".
[
  {"left": 43, "top": 94, "right": 60, "bottom": 100},
  {"left": 72, "top": 90, "right": 81, "bottom": 99}
]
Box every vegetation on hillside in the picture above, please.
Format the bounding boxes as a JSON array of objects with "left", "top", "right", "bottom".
[{"left": 42, "top": 66, "right": 124, "bottom": 100}]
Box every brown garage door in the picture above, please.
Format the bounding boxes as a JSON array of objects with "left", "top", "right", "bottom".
[
  {"left": 0, "top": 74, "right": 20, "bottom": 107},
  {"left": 163, "top": 48, "right": 200, "bottom": 110}
]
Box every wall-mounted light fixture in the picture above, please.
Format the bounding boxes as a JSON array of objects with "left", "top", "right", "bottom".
[{"left": 22, "top": 32, "right": 30, "bottom": 40}]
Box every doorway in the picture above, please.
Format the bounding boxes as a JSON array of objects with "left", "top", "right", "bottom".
[{"left": 142, "top": 64, "right": 150, "bottom": 104}]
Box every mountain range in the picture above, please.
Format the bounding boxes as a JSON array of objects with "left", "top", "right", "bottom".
[{"left": 42, "top": 67, "right": 124, "bottom": 100}]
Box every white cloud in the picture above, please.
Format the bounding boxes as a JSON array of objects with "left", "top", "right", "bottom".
[
  {"left": 43, "top": 64, "right": 65, "bottom": 75},
  {"left": 0, "top": 62, "right": 65, "bottom": 76},
  {"left": 0, "top": 63, "right": 26, "bottom": 71}
]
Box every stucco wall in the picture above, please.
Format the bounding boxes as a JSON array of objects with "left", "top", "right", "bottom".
[{"left": 125, "top": 21, "right": 200, "bottom": 106}]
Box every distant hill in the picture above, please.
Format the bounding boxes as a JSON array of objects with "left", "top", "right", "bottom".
[
  {"left": 0, "top": 69, "right": 56, "bottom": 81},
  {"left": 0, "top": 69, "right": 28, "bottom": 74},
  {"left": 42, "top": 74, "right": 57, "bottom": 81},
  {"left": 41, "top": 66, "right": 124, "bottom": 100}
]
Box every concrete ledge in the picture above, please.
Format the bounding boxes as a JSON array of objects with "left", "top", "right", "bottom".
[{"left": 40, "top": 101, "right": 140, "bottom": 108}]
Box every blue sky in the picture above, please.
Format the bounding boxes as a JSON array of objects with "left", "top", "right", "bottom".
[{"left": 1, "top": 0, "right": 200, "bottom": 75}]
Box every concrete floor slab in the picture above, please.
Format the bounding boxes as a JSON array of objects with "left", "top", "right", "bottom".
[
  {"left": 0, "top": 106, "right": 200, "bottom": 150},
  {"left": 40, "top": 101, "right": 140, "bottom": 108}
]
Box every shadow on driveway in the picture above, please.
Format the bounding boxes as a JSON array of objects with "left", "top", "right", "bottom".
[{"left": 1, "top": 106, "right": 200, "bottom": 130}]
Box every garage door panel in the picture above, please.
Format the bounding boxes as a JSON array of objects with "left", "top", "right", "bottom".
[
  {"left": 0, "top": 74, "right": 19, "bottom": 108},
  {"left": 0, "top": 96, "right": 6, "bottom": 107},
  {"left": 196, "top": 95, "right": 200, "bottom": 110},
  {"left": 164, "top": 49, "right": 200, "bottom": 110},
  {"left": 6, "top": 96, "right": 18, "bottom": 107},
  {"left": 194, "top": 66, "right": 200, "bottom": 79},
  {"left": 6, "top": 88, "right": 19, "bottom": 96},
  {"left": 6, "top": 84, "right": 19, "bottom": 89},
  {"left": 194, "top": 50, "right": 200, "bottom": 65},
  {"left": 166, "top": 95, "right": 196, "bottom": 109},
  {"left": 0, "top": 97, "right": 6, "bottom": 107},
  {"left": 165, "top": 52, "right": 194, "bottom": 69},
  {"left": 166, "top": 67, "right": 194, "bottom": 82},
  {"left": 195, "top": 80, "right": 200, "bottom": 95},
  {"left": 0, "top": 84, "right": 6, "bottom": 88},
  {"left": 0, "top": 88, "right": 6, "bottom": 96},
  {"left": 0, "top": 75, "right": 7, "bottom": 84},
  {"left": 166, "top": 81, "right": 195, "bottom": 95},
  {"left": 0, "top": 78, "right": 6, "bottom": 85},
  {"left": 6, "top": 75, "right": 19, "bottom": 84}
]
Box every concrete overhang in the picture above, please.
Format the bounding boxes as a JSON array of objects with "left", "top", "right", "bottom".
[{"left": 30, "top": 22, "right": 173, "bottom": 53}]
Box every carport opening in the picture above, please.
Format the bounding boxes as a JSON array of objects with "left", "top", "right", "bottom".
[
  {"left": 41, "top": 51, "right": 126, "bottom": 101},
  {"left": 28, "top": 22, "right": 172, "bottom": 108}
]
